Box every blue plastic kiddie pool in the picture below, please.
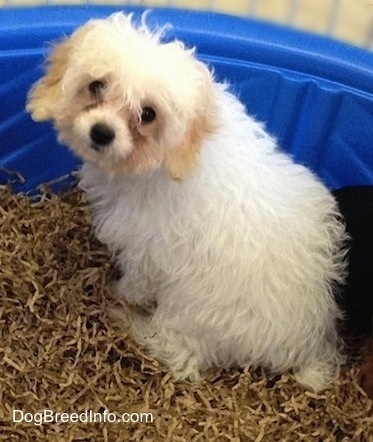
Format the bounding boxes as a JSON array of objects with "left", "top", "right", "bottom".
[{"left": 1, "top": 6, "right": 372, "bottom": 194}]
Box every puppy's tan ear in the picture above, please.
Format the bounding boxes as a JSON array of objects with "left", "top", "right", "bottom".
[
  {"left": 164, "top": 115, "right": 215, "bottom": 181},
  {"left": 164, "top": 65, "right": 217, "bottom": 182},
  {"left": 26, "top": 39, "right": 71, "bottom": 122}
]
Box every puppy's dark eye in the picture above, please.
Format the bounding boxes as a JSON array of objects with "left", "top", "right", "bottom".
[
  {"left": 141, "top": 107, "right": 156, "bottom": 124},
  {"left": 89, "top": 80, "right": 105, "bottom": 96}
]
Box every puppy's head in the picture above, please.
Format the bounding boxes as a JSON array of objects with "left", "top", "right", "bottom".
[{"left": 27, "top": 13, "right": 217, "bottom": 180}]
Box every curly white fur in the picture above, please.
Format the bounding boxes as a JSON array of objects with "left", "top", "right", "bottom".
[{"left": 27, "top": 12, "right": 348, "bottom": 391}]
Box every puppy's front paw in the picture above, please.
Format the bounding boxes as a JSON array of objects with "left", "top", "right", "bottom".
[{"left": 113, "top": 276, "right": 157, "bottom": 314}]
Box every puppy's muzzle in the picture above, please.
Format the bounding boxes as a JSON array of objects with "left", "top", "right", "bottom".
[{"left": 90, "top": 123, "right": 115, "bottom": 149}]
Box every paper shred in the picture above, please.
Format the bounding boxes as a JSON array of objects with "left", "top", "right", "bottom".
[{"left": 0, "top": 185, "right": 372, "bottom": 440}]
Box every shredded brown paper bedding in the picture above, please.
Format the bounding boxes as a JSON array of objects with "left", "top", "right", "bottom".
[{"left": 0, "top": 185, "right": 372, "bottom": 441}]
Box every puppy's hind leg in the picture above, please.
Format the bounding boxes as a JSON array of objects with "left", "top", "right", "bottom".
[
  {"left": 293, "top": 342, "right": 344, "bottom": 392},
  {"left": 130, "top": 313, "right": 206, "bottom": 382},
  {"left": 293, "top": 360, "right": 338, "bottom": 392}
]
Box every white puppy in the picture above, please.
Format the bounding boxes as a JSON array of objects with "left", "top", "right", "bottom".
[{"left": 27, "top": 12, "right": 348, "bottom": 391}]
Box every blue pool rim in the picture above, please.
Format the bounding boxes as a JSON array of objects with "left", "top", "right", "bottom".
[{"left": 1, "top": 6, "right": 372, "bottom": 193}]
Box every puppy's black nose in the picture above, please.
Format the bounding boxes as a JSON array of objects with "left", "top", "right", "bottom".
[{"left": 90, "top": 123, "right": 115, "bottom": 147}]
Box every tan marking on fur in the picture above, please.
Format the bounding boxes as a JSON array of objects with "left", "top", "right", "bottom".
[
  {"left": 26, "top": 39, "right": 71, "bottom": 121},
  {"left": 114, "top": 136, "right": 164, "bottom": 174},
  {"left": 164, "top": 116, "right": 216, "bottom": 181},
  {"left": 164, "top": 62, "right": 217, "bottom": 182},
  {"left": 26, "top": 25, "right": 92, "bottom": 121},
  {"left": 114, "top": 113, "right": 216, "bottom": 177}
]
